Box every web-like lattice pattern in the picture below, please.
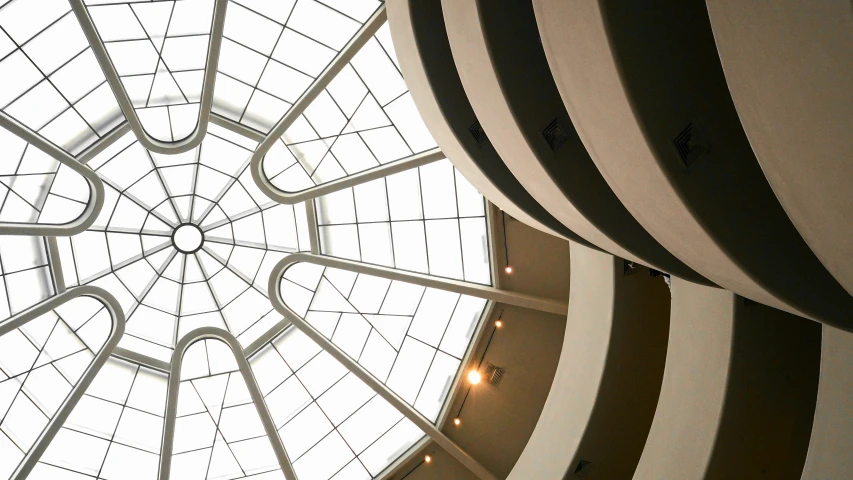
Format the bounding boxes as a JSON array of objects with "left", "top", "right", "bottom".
[{"left": 54, "top": 125, "right": 311, "bottom": 362}]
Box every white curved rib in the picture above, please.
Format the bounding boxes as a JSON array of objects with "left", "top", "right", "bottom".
[
  {"left": 2, "top": 286, "right": 126, "bottom": 480},
  {"left": 0, "top": 112, "right": 105, "bottom": 236},
  {"left": 68, "top": 0, "right": 228, "bottom": 154},
  {"left": 249, "top": 7, "right": 388, "bottom": 205},
  {"left": 158, "top": 327, "right": 297, "bottom": 480}
]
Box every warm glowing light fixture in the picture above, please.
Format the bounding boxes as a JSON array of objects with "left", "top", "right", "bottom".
[
  {"left": 453, "top": 418, "right": 461, "bottom": 426},
  {"left": 424, "top": 455, "right": 432, "bottom": 464},
  {"left": 467, "top": 370, "right": 482, "bottom": 385},
  {"left": 504, "top": 266, "right": 513, "bottom": 274},
  {"left": 495, "top": 320, "right": 503, "bottom": 328}
]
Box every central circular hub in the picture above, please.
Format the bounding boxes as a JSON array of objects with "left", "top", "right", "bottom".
[{"left": 172, "top": 223, "right": 204, "bottom": 254}]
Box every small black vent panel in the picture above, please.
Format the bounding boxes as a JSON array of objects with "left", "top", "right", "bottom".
[
  {"left": 573, "top": 460, "right": 592, "bottom": 477},
  {"left": 673, "top": 122, "right": 710, "bottom": 169},
  {"left": 485, "top": 363, "right": 505, "bottom": 387},
  {"left": 469, "top": 120, "right": 487, "bottom": 146},
  {"left": 543, "top": 118, "right": 569, "bottom": 151}
]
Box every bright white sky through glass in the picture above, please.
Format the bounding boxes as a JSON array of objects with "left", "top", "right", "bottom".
[
  {"left": 0, "top": 1, "right": 494, "bottom": 478},
  {"left": 0, "top": 0, "right": 123, "bottom": 155}
]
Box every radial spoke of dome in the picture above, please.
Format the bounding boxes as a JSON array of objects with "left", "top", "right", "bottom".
[
  {"left": 95, "top": 172, "right": 179, "bottom": 229},
  {"left": 146, "top": 150, "right": 190, "bottom": 224},
  {"left": 273, "top": 254, "right": 568, "bottom": 315},
  {"left": 114, "top": 237, "right": 173, "bottom": 274},
  {"left": 202, "top": 232, "right": 261, "bottom": 252},
  {"left": 46, "top": 237, "right": 66, "bottom": 294},
  {"left": 194, "top": 158, "right": 252, "bottom": 227},
  {"left": 0, "top": 112, "right": 105, "bottom": 236},
  {"left": 200, "top": 245, "right": 275, "bottom": 314},
  {"left": 305, "top": 200, "right": 321, "bottom": 255},
  {"left": 209, "top": 114, "right": 265, "bottom": 143},
  {"left": 200, "top": 204, "right": 263, "bottom": 234},
  {"left": 159, "top": 328, "right": 297, "bottom": 480},
  {"left": 193, "top": 252, "right": 231, "bottom": 332},
  {"left": 188, "top": 145, "right": 203, "bottom": 223},
  {"left": 125, "top": 248, "right": 179, "bottom": 321},
  {"left": 283, "top": 147, "right": 446, "bottom": 205},
  {"left": 2, "top": 286, "right": 125, "bottom": 480},
  {"left": 69, "top": 0, "right": 228, "bottom": 154},
  {"left": 268, "top": 258, "right": 498, "bottom": 480},
  {"left": 77, "top": 123, "right": 133, "bottom": 165},
  {"left": 113, "top": 345, "right": 171, "bottom": 373},
  {"left": 71, "top": 235, "right": 172, "bottom": 291},
  {"left": 173, "top": 253, "right": 188, "bottom": 344},
  {"left": 201, "top": 245, "right": 254, "bottom": 289},
  {"left": 249, "top": 6, "right": 388, "bottom": 204}
]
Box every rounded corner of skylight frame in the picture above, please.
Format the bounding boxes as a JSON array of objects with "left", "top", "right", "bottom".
[
  {"left": 0, "top": 113, "right": 106, "bottom": 237},
  {"left": 67, "top": 0, "right": 229, "bottom": 155},
  {"left": 0, "top": 284, "right": 125, "bottom": 480},
  {"left": 159, "top": 326, "right": 297, "bottom": 480},
  {"left": 0, "top": 283, "right": 125, "bottom": 342},
  {"left": 251, "top": 144, "right": 446, "bottom": 205}
]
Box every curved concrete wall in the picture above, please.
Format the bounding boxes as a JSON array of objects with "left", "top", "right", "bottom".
[
  {"left": 509, "top": 243, "right": 669, "bottom": 479},
  {"left": 801, "top": 327, "right": 853, "bottom": 479},
  {"left": 440, "top": 0, "right": 706, "bottom": 285},
  {"left": 531, "top": 0, "right": 853, "bottom": 330},
  {"left": 634, "top": 279, "right": 820, "bottom": 479},
  {"left": 385, "top": 0, "right": 583, "bottom": 244},
  {"left": 706, "top": 0, "right": 853, "bottom": 298}
]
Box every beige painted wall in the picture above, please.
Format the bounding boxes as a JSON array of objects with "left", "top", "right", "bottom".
[
  {"left": 801, "top": 326, "right": 853, "bottom": 479},
  {"left": 509, "top": 243, "right": 670, "bottom": 479},
  {"left": 635, "top": 281, "right": 820, "bottom": 479},
  {"left": 496, "top": 212, "right": 570, "bottom": 300}
]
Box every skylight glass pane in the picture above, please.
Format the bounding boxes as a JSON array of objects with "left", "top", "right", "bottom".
[
  {"left": 80, "top": 0, "right": 215, "bottom": 143},
  {"left": 248, "top": 326, "right": 426, "bottom": 480},
  {"left": 278, "top": 263, "right": 488, "bottom": 422},
  {"left": 172, "top": 339, "right": 284, "bottom": 479},
  {"left": 0, "top": 294, "right": 114, "bottom": 479},
  {"left": 213, "top": 0, "right": 382, "bottom": 133},
  {"left": 0, "top": 0, "right": 123, "bottom": 155},
  {"left": 260, "top": 23, "right": 435, "bottom": 194},
  {"left": 54, "top": 125, "right": 311, "bottom": 361},
  {"left": 0, "top": 236, "right": 53, "bottom": 320},
  {"left": 315, "top": 160, "right": 492, "bottom": 284},
  {"left": 0, "top": 125, "right": 94, "bottom": 228},
  {"left": 34, "top": 357, "right": 167, "bottom": 480}
]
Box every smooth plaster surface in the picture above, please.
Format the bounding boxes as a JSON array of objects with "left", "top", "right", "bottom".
[
  {"left": 801, "top": 326, "right": 853, "bottom": 479},
  {"left": 509, "top": 243, "right": 669, "bottom": 479},
  {"left": 634, "top": 279, "right": 819, "bottom": 479},
  {"left": 531, "top": 0, "right": 853, "bottom": 330},
  {"left": 440, "top": 0, "right": 705, "bottom": 284},
  {"left": 706, "top": 0, "right": 853, "bottom": 298}
]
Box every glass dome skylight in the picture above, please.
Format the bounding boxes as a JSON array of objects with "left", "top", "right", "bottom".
[{"left": 0, "top": 1, "right": 496, "bottom": 479}]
